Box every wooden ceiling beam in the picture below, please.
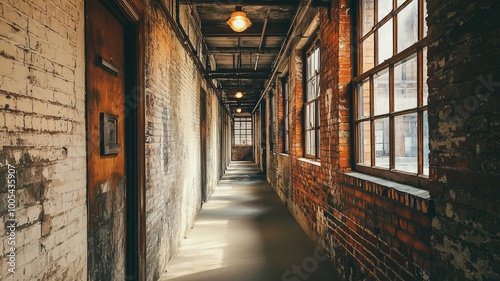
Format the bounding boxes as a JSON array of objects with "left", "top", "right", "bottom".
[
  {"left": 208, "top": 47, "right": 280, "bottom": 54},
  {"left": 209, "top": 69, "right": 271, "bottom": 75},
  {"left": 179, "top": 0, "right": 299, "bottom": 8},
  {"left": 202, "top": 22, "right": 289, "bottom": 37}
]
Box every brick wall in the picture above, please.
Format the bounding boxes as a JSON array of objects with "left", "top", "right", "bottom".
[
  {"left": 264, "top": 0, "right": 500, "bottom": 280},
  {"left": 427, "top": 0, "right": 500, "bottom": 279},
  {"left": 263, "top": 1, "right": 434, "bottom": 280},
  {"left": 0, "top": 0, "right": 228, "bottom": 280},
  {"left": 144, "top": 3, "right": 226, "bottom": 280},
  {"left": 231, "top": 146, "right": 253, "bottom": 161},
  {"left": 0, "top": 0, "right": 87, "bottom": 280}
]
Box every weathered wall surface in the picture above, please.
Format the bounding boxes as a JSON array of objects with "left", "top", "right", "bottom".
[
  {"left": 231, "top": 146, "right": 253, "bottom": 161},
  {"left": 0, "top": 0, "right": 87, "bottom": 280},
  {"left": 261, "top": 0, "right": 500, "bottom": 280},
  {"left": 0, "top": 0, "right": 227, "bottom": 280},
  {"left": 144, "top": 2, "right": 226, "bottom": 280},
  {"left": 427, "top": 0, "right": 500, "bottom": 280}
]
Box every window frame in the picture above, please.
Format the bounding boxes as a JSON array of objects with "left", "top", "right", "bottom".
[
  {"left": 354, "top": 0, "right": 429, "bottom": 188},
  {"left": 282, "top": 76, "right": 290, "bottom": 154},
  {"left": 303, "top": 40, "right": 321, "bottom": 160},
  {"left": 233, "top": 117, "right": 252, "bottom": 146}
]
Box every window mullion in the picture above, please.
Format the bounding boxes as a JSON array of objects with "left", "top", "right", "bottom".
[
  {"left": 418, "top": 0, "right": 424, "bottom": 40},
  {"left": 418, "top": 110, "right": 424, "bottom": 175},
  {"left": 389, "top": 66, "right": 395, "bottom": 170},
  {"left": 417, "top": 48, "right": 424, "bottom": 174},
  {"left": 370, "top": 76, "right": 375, "bottom": 166}
]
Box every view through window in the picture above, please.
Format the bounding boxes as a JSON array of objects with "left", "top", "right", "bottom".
[
  {"left": 355, "top": 0, "right": 429, "bottom": 180},
  {"left": 234, "top": 117, "right": 252, "bottom": 146},
  {"left": 304, "top": 43, "right": 320, "bottom": 159}
]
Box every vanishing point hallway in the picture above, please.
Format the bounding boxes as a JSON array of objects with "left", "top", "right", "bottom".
[{"left": 160, "top": 162, "right": 341, "bottom": 281}]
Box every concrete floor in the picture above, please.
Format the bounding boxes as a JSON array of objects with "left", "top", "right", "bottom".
[{"left": 160, "top": 162, "right": 343, "bottom": 281}]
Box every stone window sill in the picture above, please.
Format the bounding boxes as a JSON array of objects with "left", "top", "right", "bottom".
[
  {"left": 298, "top": 157, "right": 321, "bottom": 166},
  {"left": 343, "top": 172, "right": 431, "bottom": 212}
]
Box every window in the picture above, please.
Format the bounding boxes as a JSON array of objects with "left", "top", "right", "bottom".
[
  {"left": 304, "top": 43, "right": 320, "bottom": 159},
  {"left": 355, "top": 0, "right": 429, "bottom": 184},
  {"left": 234, "top": 117, "right": 252, "bottom": 145},
  {"left": 282, "top": 77, "right": 290, "bottom": 153}
]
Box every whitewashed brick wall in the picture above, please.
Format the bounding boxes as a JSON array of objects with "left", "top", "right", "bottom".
[{"left": 0, "top": 0, "right": 87, "bottom": 280}]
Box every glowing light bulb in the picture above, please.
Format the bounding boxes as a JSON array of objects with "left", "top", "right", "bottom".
[
  {"left": 227, "top": 10, "right": 252, "bottom": 32},
  {"left": 235, "top": 92, "right": 243, "bottom": 98},
  {"left": 236, "top": 108, "right": 242, "bottom": 113}
]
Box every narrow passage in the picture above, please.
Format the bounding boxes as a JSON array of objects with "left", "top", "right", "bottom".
[{"left": 160, "top": 162, "right": 342, "bottom": 281}]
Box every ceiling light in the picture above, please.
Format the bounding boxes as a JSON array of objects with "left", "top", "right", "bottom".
[
  {"left": 235, "top": 91, "right": 243, "bottom": 98},
  {"left": 236, "top": 108, "right": 242, "bottom": 113},
  {"left": 227, "top": 6, "right": 252, "bottom": 33}
]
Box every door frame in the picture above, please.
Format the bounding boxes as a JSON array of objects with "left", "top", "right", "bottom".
[{"left": 85, "top": 0, "right": 146, "bottom": 279}]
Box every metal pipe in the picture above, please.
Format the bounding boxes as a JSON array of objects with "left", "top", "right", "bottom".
[
  {"left": 258, "top": 8, "right": 271, "bottom": 52},
  {"left": 252, "top": 0, "right": 314, "bottom": 113},
  {"left": 254, "top": 8, "right": 270, "bottom": 71},
  {"left": 166, "top": 0, "right": 229, "bottom": 112},
  {"left": 254, "top": 55, "right": 260, "bottom": 71}
]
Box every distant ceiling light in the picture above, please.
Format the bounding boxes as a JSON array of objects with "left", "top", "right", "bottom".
[
  {"left": 236, "top": 108, "right": 242, "bottom": 113},
  {"left": 235, "top": 91, "right": 244, "bottom": 98},
  {"left": 227, "top": 6, "right": 252, "bottom": 33}
]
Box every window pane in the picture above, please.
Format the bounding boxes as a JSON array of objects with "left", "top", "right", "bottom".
[
  {"left": 358, "top": 121, "right": 371, "bottom": 165},
  {"left": 394, "top": 113, "right": 418, "bottom": 173},
  {"left": 362, "top": 34, "right": 375, "bottom": 72},
  {"left": 315, "top": 48, "right": 320, "bottom": 74},
  {"left": 394, "top": 54, "right": 418, "bottom": 112},
  {"left": 311, "top": 130, "right": 316, "bottom": 156},
  {"left": 375, "top": 118, "right": 390, "bottom": 168},
  {"left": 307, "top": 78, "right": 317, "bottom": 101},
  {"left": 307, "top": 103, "right": 316, "bottom": 129},
  {"left": 378, "top": 0, "right": 392, "bottom": 21},
  {"left": 358, "top": 79, "right": 370, "bottom": 119},
  {"left": 423, "top": 48, "right": 428, "bottom": 106},
  {"left": 305, "top": 104, "right": 310, "bottom": 129},
  {"left": 397, "top": 0, "right": 418, "bottom": 52},
  {"left": 305, "top": 130, "right": 311, "bottom": 155},
  {"left": 423, "top": 110, "right": 429, "bottom": 175},
  {"left": 307, "top": 55, "right": 313, "bottom": 78},
  {"left": 374, "top": 69, "right": 390, "bottom": 115},
  {"left": 362, "top": 0, "right": 375, "bottom": 35},
  {"left": 423, "top": 0, "right": 428, "bottom": 36},
  {"left": 378, "top": 19, "right": 393, "bottom": 64}
]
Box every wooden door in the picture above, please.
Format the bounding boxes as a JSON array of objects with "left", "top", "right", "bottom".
[{"left": 86, "top": 0, "right": 127, "bottom": 279}]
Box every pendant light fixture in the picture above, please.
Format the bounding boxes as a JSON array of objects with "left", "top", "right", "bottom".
[
  {"left": 236, "top": 108, "right": 242, "bottom": 113},
  {"left": 227, "top": 6, "right": 252, "bottom": 32},
  {"left": 235, "top": 79, "right": 244, "bottom": 98}
]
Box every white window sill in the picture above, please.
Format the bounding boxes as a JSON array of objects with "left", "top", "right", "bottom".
[
  {"left": 345, "top": 172, "right": 430, "bottom": 200},
  {"left": 298, "top": 157, "right": 321, "bottom": 167},
  {"left": 280, "top": 153, "right": 290, "bottom": 157}
]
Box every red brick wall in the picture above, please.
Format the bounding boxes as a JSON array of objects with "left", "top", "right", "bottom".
[
  {"left": 264, "top": 1, "right": 434, "bottom": 280},
  {"left": 264, "top": 0, "right": 499, "bottom": 280}
]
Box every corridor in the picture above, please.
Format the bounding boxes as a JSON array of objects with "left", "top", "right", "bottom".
[
  {"left": 1, "top": 0, "right": 498, "bottom": 280},
  {"left": 160, "top": 162, "right": 341, "bottom": 281}
]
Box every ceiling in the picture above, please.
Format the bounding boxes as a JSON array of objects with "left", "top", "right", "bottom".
[{"left": 179, "top": 0, "right": 301, "bottom": 115}]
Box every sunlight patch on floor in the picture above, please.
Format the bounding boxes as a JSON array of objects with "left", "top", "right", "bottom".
[{"left": 161, "top": 220, "right": 229, "bottom": 280}]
